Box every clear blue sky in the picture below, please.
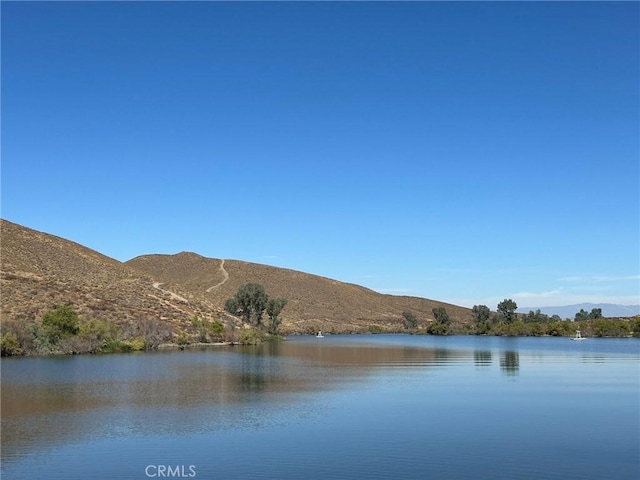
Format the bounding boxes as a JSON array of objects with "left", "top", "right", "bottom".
[{"left": 2, "top": 2, "right": 639, "bottom": 309}]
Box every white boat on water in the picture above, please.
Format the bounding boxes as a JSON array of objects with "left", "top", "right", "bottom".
[
  {"left": 571, "top": 330, "right": 586, "bottom": 341},
  {"left": 316, "top": 331, "right": 324, "bottom": 338}
]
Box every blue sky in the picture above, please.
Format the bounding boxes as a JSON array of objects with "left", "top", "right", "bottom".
[{"left": 2, "top": 2, "right": 639, "bottom": 309}]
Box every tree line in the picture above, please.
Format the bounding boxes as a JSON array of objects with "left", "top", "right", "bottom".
[
  {"left": 469, "top": 300, "right": 639, "bottom": 337},
  {"left": 399, "top": 299, "right": 639, "bottom": 337}
]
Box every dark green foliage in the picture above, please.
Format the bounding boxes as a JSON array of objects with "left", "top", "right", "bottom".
[
  {"left": 42, "top": 305, "right": 80, "bottom": 343},
  {"left": 226, "top": 284, "right": 287, "bottom": 335},
  {"left": 427, "top": 307, "right": 451, "bottom": 335},
  {"left": 402, "top": 311, "right": 418, "bottom": 330},
  {"left": 630, "top": 317, "right": 640, "bottom": 337},
  {"left": 523, "top": 309, "right": 550, "bottom": 323},
  {"left": 497, "top": 299, "right": 518, "bottom": 324},
  {"left": 589, "top": 308, "right": 603, "bottom": 320},
  {"left": 224, "top": 298, "right": 239, "bottom": 316},
  {"left": 575, "top": 309, "right": 590, "bottom": 321},
  {"left": 426, "top": 321, "right": 449, "bottom": 335},
  {"left": 476, "top": 318, "right": 575, "bottom": 337},
  {"left": 432, "top": 307, "right": 450, "bottom": 325},
  {"left": 472, "top": 305, "right": 491, "bottom": 323},
  {"left": 228, "top": 283, "right": 269, "bottom": 326},
  {"left": 590, "top": 318, "right": 630, "bottom": 337},
  {"left": 266, "top": 298, "right": 287, "bottom": 335}
]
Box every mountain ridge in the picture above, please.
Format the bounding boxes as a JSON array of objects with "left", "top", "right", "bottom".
[{"left": 1, "top": 219, "right": 473, "bottom": 334}]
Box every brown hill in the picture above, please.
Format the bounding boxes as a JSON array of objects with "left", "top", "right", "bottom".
[
  {"left": 126, "top": 253, "right": 474, "bottom": 333},
  {"left": 0, "top": 219, "right": 228, "bottom": 333},
  {"left": 1, "top": 218, "right": 473, "bottom": 337}
]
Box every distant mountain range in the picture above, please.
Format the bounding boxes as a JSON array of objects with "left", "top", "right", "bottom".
[{"left": 516, "top": 303, "right": 640, "bottom": 319}]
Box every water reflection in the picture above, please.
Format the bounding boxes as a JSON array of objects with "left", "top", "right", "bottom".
[
  {"left": 499, "top": 351, "right": 520, "bottom": 375},
  {"left": 474, "top": 350, "right": 492, "bottom": 366},
  {"left": 2, "top": 335, "right": 636, "bottom": 468}
]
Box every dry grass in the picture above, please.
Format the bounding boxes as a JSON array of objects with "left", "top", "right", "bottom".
[
  {"left": 0, "top": 220, "right": 233, "bottom": 334},
  {"left": 1, "top": 219, "right": 473, "bottom": 336},
  {"left": 127, "top": 255, "right": 474, "bottom": 334}
]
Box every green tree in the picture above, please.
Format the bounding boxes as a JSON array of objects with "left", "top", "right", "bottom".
[
  {"left": 432, "top": 307, "right": 450, "bottom": 325},
  {"left": 224, "top": 298, "right": 240, "bottom": 316},
  {"left": 589, "top": 308, "right": 603, "bottom": 320},
  {"left": 266, "top": 298, "right": 287, "bottom": 335},
  {"left": 426, "top": 321, "right": 449, "bottom": 335},
  {"left": 497, "top": 299, "right": 518, "bottom": 324},
  {"left": 524, "top": 309, "right": 550, "bottom": 323},
  {"left": 42, "top": 305, "right": 80, "bottom": 344},
  {"left": 472, "top": 305, "right": 491, "bottom": 323},
  {"left": 575, "top": 309, "right": 590, "bottom": 322},
  {"left": 227, "top": 283, "right": 269, "bottom": 326},
  {"left": 402, "top": 311, "right": 418, "bottom": 330}
]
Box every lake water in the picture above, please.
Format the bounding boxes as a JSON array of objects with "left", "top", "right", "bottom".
[{"left": 1, "top": 335, "right": 639, "bottom": 480}]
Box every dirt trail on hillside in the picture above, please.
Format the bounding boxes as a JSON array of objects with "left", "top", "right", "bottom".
[
  {"left": 206, "top": 259, "right": 229, "bottom": 292},
  {"left": 152, "top": 282, "right": 189, "bottom": 303}
]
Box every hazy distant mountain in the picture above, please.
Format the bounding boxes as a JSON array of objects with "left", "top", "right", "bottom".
[{"left": 517, "top": 303, "right": 640, "bottom": 319}]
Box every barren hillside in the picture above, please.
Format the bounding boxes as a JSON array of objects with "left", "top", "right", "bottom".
[
  {"left": 126, "top": 253, "right": 474, "bottom": 333},
  {"left": 1, "top": 219, "right": 473, "bottom": 336},
  {"left": 0, "top": 219, "right": 227, "bottom": 332}
]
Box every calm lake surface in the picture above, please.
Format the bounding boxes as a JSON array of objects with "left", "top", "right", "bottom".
[{"left": 2, "top": 335, "right": 639, "bottom": 480}]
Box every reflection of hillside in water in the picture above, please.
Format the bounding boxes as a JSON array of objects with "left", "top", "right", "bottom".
[{"left": 2, "top": 340, "right": 519, "bottom": 461}]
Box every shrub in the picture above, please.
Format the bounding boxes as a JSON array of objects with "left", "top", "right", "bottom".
[
  {"left": 103, "top": 338, "right": 145, "bottom": 353},
  {"left": 369, "top": 325, "right": 383, "bottom": 334},
  {"left": 427, "top": 322, "right": 449, "bottom": 335},
  {"left": 631, "top": 317, "right": 640, "bottom": 338},
  {"left": 78, "top": 318, "right": 118, "bottom": 353},
  {"left": 174, "top": 331, "right": 192, "bottom": 349},
  {"left": 208, "top": 319, "right": 226, "bottom": 342},
  {"left": 42, "top": 305, "right": 80, "bottom": 344},
  {"left": 0, "top": 331, "right": 24, "bottom": 356},
  {"left": 238, "top": 328, "right": 266, "bottom": 345}
]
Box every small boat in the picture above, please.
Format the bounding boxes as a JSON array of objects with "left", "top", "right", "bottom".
[
  {"left": 571, "top": 330, "right": 586, "bottom": 341},
  {"left": 316, "top": 331, "right": 324, "bottom": 338}
]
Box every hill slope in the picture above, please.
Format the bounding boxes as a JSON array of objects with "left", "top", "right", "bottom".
[
  {"left": 0, "top": 219, "right": 226, "bottom": 332},
  {"left": 1, "top": 219, "right": 472, "bottom": 336},
  {"left": 126, "top": 253, "right": 473, "bottom": 333}
]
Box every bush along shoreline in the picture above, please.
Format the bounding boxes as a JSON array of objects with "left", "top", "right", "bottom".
[{"left": 2, "top": 299, "right": 639, "bottom": 357}]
